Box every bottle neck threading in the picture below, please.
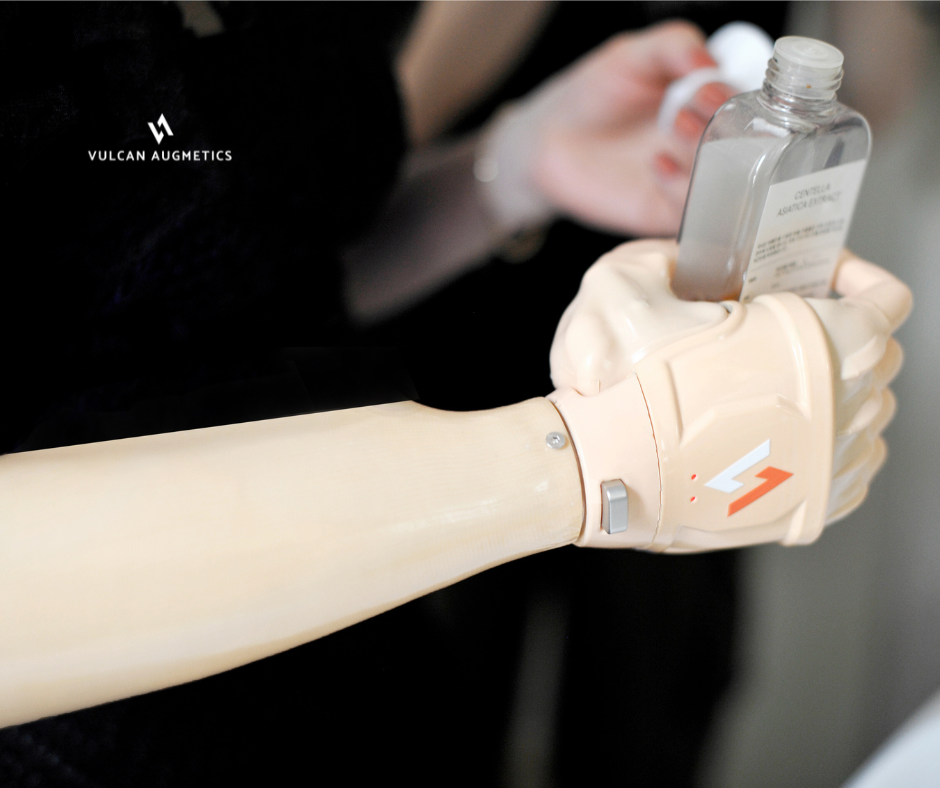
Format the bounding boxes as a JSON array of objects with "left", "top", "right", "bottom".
[{"left": 759, "top": 56, "right": 843, "bottom": 118}]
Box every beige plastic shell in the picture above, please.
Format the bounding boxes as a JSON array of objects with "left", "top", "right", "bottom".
[
  {"left": 636, "top": 292, "right": 834, "bottom": 552},
  {"left": 552, "top": 291, "right": 835, "bottom": 552},
  {"left": 549, "top": 376, "right": 661, "bottom": 549},
  {"left": 549, "top": 239, "right": 912, "bottom": 552}
]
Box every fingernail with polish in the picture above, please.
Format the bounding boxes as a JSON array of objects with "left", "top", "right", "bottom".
[
  {"left": 655, "top": 153, "right": 681, "bottom": 178},
  {"left": 699, "top": 82, "right": 735, "bottom": 111},
  {"left": 674, "top": 108, "right": 706, "bottom": 141}
]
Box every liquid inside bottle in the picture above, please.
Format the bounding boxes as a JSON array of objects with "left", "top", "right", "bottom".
[{"left": 672, "top": 36, "right": 871, "bottom": 303}]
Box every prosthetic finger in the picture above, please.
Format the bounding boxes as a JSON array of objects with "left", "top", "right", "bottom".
[
  {"left": 808, "top": 252, "right": 911, "bottom": 388},
  {"left": 870, "top": 386, "right": 899, "bottom": 437},
  {"left": 839, "top": 385, "right": 891, "bottom": 438},
  {"left": 808, "top": 296, "right": 889, "bottom": 381},
  {"left": 834, "top": 371, "right": 876, "bottom": 435},
  {"left": 831, "top": 428, "right": 877, "bottom": 493},
  {"left": 809, "top": 255, "right": 909, "bottom": 445},
  {"left": 829, "top": 388, "right": 895, "bottom": 515},
  {"left": 873, "top": 338, "right": 904, "bottom": 389},
  {"left": 833, "top": 250, "right": 913, "bottom": 333},
  {"left": 826, "top": 437, "right": 887, "bottom": 524},
  {"left": 869, "top": 435, "right": 889, "bottom": 483}
]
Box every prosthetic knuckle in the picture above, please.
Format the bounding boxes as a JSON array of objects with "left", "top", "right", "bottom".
[{"left": 634, "top": 294, "right": 835, "bottom": 552}]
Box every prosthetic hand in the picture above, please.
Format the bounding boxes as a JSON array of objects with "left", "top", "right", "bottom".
[{"left": 549, "top": 240, "right": 911, "bottom": 552}]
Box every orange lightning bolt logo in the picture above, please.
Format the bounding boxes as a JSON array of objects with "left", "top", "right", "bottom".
[
  {"left": 705, "top": 440, "right": 793, "bottom": 516},
  {"left": 727, "top": 466, "right": 793, "bottom": 516}
]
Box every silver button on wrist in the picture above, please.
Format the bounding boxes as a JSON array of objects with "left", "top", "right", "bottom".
[{"left": 601, "top": 480, "right": 629, "bottom": 535}]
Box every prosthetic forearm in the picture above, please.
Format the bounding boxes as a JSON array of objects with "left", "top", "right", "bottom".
[{"left": 0, "top": 400, "right": 582, "bottom": 727}]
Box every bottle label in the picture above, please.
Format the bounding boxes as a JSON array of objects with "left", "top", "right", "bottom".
[{"left": 739, "top": 159, "right": 867, "bottom": 303}]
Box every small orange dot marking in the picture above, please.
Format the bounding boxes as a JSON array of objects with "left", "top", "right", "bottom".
[
  {"left": 691, "top": 474, "right": 697, "bottom": 481},
  {"left": 691, "top": 496, "right": 697, "bottom": 503}
]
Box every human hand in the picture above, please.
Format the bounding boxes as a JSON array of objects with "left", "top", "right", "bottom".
[
  {"left": 478, "top": 22, "right": 737, "bottom": 237},
  {"left": 548, "top": 240, "right": 911, "bottom": 551}
]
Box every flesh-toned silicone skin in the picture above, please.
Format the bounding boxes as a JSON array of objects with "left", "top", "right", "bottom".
[
  {"left": 0, "top": 399, "right": 583, "bottom": 728},
  {"left": 549, "top": 240, "right": 911, "bottom": 552}
]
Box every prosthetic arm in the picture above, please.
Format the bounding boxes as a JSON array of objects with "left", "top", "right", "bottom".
[
  {"left": 0, "top": 243, "right": 909, "bottom": 727},
  {"left": 0, "top": 400, "right": 582, "bottom": 728}
]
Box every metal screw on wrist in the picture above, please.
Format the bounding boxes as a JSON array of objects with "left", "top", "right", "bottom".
[{"left": 546, "top": 432, "right": 567, "bottom": 449}]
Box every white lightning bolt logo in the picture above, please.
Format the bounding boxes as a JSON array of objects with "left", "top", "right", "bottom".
[
  {"left": 703, "top": 439, "right": 793, "bottom": 516},
  {"left": 147, "top": 114, "right": 174, "bottom": 145},
  {"left": 705, "top": 440, "right": 770, "bottom": 493}
]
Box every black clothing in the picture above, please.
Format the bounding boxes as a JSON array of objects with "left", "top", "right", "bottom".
[{"left": 0, "top": 2, "right": 408, "bottom": 454}]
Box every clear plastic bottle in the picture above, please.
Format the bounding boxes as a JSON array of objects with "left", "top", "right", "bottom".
[{"left": 672, "top": 36, "right": 871, "bottom": 303}]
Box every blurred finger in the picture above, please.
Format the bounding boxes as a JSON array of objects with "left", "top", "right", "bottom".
[
  {"left": 688, "top": 81, "right": 737, "bottom": 121},
  {"left": 611, "top": 21, "right": 712, "bottom": 85},
  {"left": 654, "top": 156, "right": 695, "bottom": 217},
  {"left": 665, "top": 81, "right": 735, "bottom": 142},
  {"left": 654, "top": 152, "right": 685, "bottom": 178},
  {"left": 674, "top": 106, "right": 708, "bottom": 141},
  {"left": 656, "top": 126, "right": 699, "bottom": 183}
]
